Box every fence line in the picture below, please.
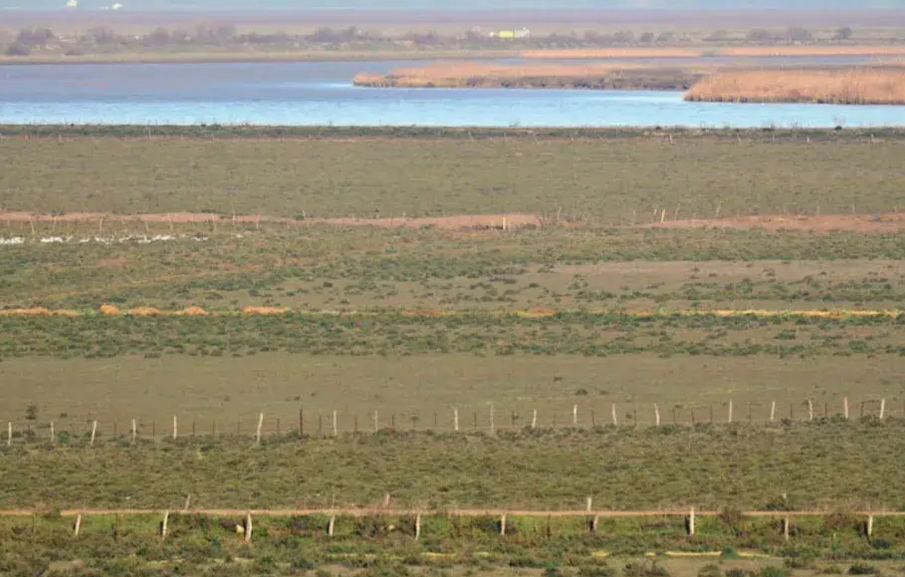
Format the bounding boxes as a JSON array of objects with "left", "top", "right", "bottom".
[
  {"left": 0, "top": 508, "right": 901, "bottom": 518},
  {"left": 3, "top": 397, "right": 898, "bottom": 445},
  {"left": 0, "top": 506, "right": 894, "bottom": 543}
]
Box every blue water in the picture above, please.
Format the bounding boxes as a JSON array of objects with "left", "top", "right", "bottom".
[{"left": 1, "top": 60, "right": 904, "bottom": 127}]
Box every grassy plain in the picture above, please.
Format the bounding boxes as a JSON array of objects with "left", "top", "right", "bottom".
[
  {"left": 4, "top": 422, "right": 905, "bottom": 511},
  {"left": 3, "top": 129, "right": 905, "bottom": 573},
  {"left": 1, "top": 352, "right": 902, "bottom": 433},
  {"left": 1, "top": 131, "right": 904, "bottom": 221}
]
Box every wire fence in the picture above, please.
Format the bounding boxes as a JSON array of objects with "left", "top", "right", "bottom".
[{"left": 2, "top": 397, "right": 897, "bottom": 446}]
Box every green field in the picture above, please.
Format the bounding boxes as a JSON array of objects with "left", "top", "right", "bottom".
[
  {"left": 3, "top": 422, "right": 904, "bottom": 511},
  {"left": 3, "top": 129, "right": 905, "bottom": 574},
  {"left": 1, "top": 128, "right": 904, "bottom": 222}
]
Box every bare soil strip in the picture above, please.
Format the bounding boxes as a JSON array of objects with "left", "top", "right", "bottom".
[
  {"left": 0, "top": 211, "right": 541, "bottom": 230},
  {"left": 643, "top": 213, "right": 905, "bottom": 233},
  {"left": 0, "top": 307, "right": 899, "bottom": 318}
]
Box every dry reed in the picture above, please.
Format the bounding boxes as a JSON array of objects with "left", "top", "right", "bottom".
[
  {"left": 521, "top": 48, "right": 703, "bottom": 59},
  {"left": 685, "top": 67, "right": 905, "bottom": 105},
  {"left": 719, "top": 46, "right": 905, "bottom": 58},
  {"left": 353, "top": 61, "right": 705, "bottom": 89}
]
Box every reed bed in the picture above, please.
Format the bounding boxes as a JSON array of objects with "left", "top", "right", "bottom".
[
  {"left": 685, "top": 67, "right": 905, "bottom": 105},
  {"left": 353, "top": 61, "right": 705, "bottom": 90}
]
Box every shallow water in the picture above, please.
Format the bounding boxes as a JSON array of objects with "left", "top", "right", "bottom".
[{"left": 1, "top": 60, "right": 903, "bottom": 127}]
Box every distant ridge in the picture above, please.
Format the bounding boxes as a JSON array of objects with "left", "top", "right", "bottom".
[{"left": 2, "top": 0, "right": 903, "bottom": 11}]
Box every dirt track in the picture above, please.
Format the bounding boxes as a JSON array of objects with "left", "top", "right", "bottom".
[
  {"left": 0, "top": 211, "right": 542, "bottom": 230},
  {"left": 643, "top": 213, "right": 905, "bottom": 233},
  {"left": 2, "top": 211, "right": 904, "bottom": 233}
]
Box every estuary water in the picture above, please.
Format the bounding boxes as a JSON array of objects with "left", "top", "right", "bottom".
[{"left": 1, "top": 60, "right": 903, "bottom": 127}]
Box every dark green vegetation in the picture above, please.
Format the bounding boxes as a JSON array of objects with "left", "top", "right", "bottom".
[
  {"left": 3, "top": 508, "right": 890, "bottom": 577},
  {"left": 3, "top": 423, "right": 904, "bottom": 511},
  {"left": 1, "top": 129, "right": 904, "bottom": 221},
  {"left": 3, "top": 130, "right": 905, "bottom": 575}
]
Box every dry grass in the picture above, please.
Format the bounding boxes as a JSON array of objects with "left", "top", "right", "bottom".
[
  {"left": 0, "top": 307, "right": 78, "bottom": 317},
  {"left": 719, "top": 46, "right": 905, "bottom": 57},
  {"left": 353, "top": 61, "right": 705, "bottom": 89},
  {"left": 685, "top": 67, "right": 905, "bottom": 104},
  {"left": 521, "top": 48, "right": 703, "bottom": 59},
  {"left": 354, "top": 62, "right": 646, "bottom": 86},
  {"left": 522, "top": 46, "right": 905, "bottom": 60}
]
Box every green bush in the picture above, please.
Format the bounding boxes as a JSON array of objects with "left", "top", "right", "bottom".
[
  {"left": 848, "top": 564, "right": 878, "bottom": 575},
  {"left": 698, "top": 564, "right": 723, "bottom": 577}
]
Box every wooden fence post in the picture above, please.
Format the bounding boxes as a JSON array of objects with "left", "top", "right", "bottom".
[
  {"left": 161, "top": 511, "right": 169, "bottom": 539},
  {"left": 844, "top": 397, "right": 849, "bottom": 419},
  {"left": 245, "top": 513, "right": 253, "bottom": 544},
  {"left": 592, "top": 514, "right": 599, "bottom": 533},
  {"left": 50, "top": 421, "right": 55, "bottom": 444},
  {"left": 611, "top": 403, "right": 617, "bottom": 426},
  {"left": 7, "top": 422, "right": 12, "bottom": 447},
  {"left": 572, "top": 404, "right": 578, "bottom": 427},
  {"left": 490, "top": 404, "right": 495, "bottom": 435},
  {"left": 255, "top": 413, "right": 264, "bottom": 445},
  {"left": 654, "top": 404, "right": 660, "bottom": 427},
  {"left": 531, "top": 409, "right": 537, "bottom": 429},
  {"left": 131, "top": 419, "right": 137, "bottom": 444},
  {"left": 374, "top": 410, "right": 379, "bottom": 433},
  {"left": 500, "top": 514, "right": 506, "bottom": 536},
  {"left": 770, "top": 401, "right": 776, "bottom": 423},
  {"left": 783, "top": 515, "right": 790, "bottom": 541},
  {"left": 73, "top": 514, "right": 81, "bottom": 537},
  {"left": 173, "top": 415, "right": 178, "bottom": 440},
  {"left": 328, "top": 514, "right": 335, "bottom": 536},
  {"left": 879, "top": 399, "right": 886, "bottom": 420},
  {"left": 688, "top": 507, "right": 695, "bottom": 536},
  {"left": 586, "top": 497, "right": 593, "bottom": 512},
  {"left": 727, "top": 400, "right": 733, "bottom": 424},
  {"left": 90, "top": 420, "right": 98, "bottom": 446},
  {"left": 808, "top": 400, "right": 813, "bottom": 422},
  {"left": 333, "top": 410, "right": 338, "bottom": 437},
  {"left": 454, "top": 408, "right": 459, "bottom": 432},
  {"left": 415, "top": 514, "right": 422, "bottom": 540}
]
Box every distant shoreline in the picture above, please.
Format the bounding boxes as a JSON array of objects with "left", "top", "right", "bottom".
[
  {"left": 3, "top": 45, "right": 905, "bottom": 66},
  {"left": 0, "top": 50, "right": 516, "bottom": 66}
]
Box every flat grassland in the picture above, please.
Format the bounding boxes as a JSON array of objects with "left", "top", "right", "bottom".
[
  {"left": 2, "top": 129, "right": 904, "bottom": 221},
  {"left": 4, "top": 130, "right": 905, "bottom": 575}
]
